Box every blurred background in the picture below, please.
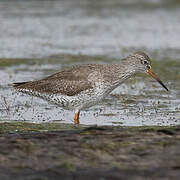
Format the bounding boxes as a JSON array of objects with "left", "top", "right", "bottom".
[
  {"left": 0, "top": 0, "right": 180, "bottom": 59},
  {"left": 0, "top": 0, "right": 180, "bottom": 125}
]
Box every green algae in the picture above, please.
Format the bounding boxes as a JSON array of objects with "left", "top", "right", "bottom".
[
  {"left": 48, "top": 53, "right": 114, "bottom": 64},
  {"left": 57, "top": 162, "right": 76, "bottom": 172},
  {"left": 0, "top": 54, "right": 114, "bottom": 69},
  {"left": 0, "top": 122, "right": 84, "bottom": 134},
  {"left": 151, "top": 59, "right": 180, "bottom": 80},
  {"left": 0, "top": 58, "right": 39, "bottom": 67}
]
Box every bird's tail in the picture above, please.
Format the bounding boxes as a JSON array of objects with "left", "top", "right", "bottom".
[{"left": 12, "top": 82, "right": 29, "bottom": 88}]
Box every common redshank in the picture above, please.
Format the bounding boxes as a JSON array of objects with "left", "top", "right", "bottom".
[{"left": 13, "top": 52, "right": 168, "bottom": 124}]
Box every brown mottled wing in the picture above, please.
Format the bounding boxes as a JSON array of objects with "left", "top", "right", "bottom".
[{"left": 13, "top": 65, "right": 94, "bottom": 96}]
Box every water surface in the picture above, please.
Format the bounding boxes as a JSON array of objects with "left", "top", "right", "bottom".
[
  {"left": 0, "top": 0, "right": 180, "bottom": 126},
  {"left": 0, "top": 55, "right": 179, "bottom": 126}
]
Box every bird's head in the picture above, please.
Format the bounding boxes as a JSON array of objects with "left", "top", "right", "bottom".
[{"left": 127, "top": 52, "right": 169, "bottom": 91}]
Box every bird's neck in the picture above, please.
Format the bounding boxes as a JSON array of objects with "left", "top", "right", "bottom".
[{"left": 105, "top": 61, "right": 136, "bottom": 87}]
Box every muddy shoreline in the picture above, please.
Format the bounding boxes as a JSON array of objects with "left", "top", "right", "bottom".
[{"left": 0, "top": 123, "right": 180, "bottom": 179}]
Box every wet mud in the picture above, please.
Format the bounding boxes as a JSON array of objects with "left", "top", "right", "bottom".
[{"left": 0, "top": 123, "right": 180, "bottom": 180}]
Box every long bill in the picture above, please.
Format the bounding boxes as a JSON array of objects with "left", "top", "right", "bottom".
[{"left": 147, "top": 69, "right": 169, "bottom": 92}]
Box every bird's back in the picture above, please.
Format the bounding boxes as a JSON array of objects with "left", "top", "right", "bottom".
[{"left": 13, "top": 64, "right": 106, "bottom": 96}]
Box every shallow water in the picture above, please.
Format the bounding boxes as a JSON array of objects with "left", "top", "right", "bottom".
[
  {"left": 0, "top": 0, "right": 180, "bottom": 125},
  {"left": 0, "top": 55, "right": 179, "bottom": 126}
]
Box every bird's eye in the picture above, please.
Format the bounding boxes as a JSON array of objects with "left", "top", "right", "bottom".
[{"left": 141, "top": 60, "right": 148, "bottom": 65}]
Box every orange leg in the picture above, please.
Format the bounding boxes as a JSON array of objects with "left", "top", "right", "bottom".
[{"left": 74, "top": 110, "right": 80, "bottom": 125}]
